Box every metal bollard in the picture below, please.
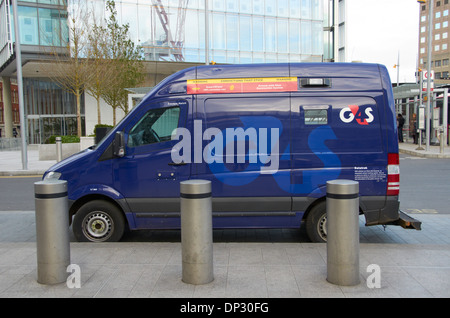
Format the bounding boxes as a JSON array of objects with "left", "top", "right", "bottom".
[
  {"left": 180, "top": 180, "right": 214, "bottom": 285},
  {"left": 326, "top": 179, "right": 360, "bottom": 286},
  {"left": 34, "top": 180, "right": 70, "bottom": 285},
  {"left": 56, "top": 136, "right": 62, "bottom": 162}
]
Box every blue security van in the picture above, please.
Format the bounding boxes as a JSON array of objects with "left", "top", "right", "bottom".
[{"left": 43, "top": 63, "right": 421, "bottom": 242}]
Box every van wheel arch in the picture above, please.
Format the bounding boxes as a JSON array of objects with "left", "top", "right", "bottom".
[
  {"left": 303, "top": 198, "right": 364, "bottom": 243},
  {"left": 303, "top": 199, "right": 327, "bottom": 243},
  {"left": 71, "top": 195, "right": 128, "bottom": 242}
]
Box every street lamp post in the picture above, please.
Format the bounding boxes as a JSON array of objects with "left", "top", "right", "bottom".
[
  {"left": 425, "top": 0, "right": 433, "bottom": 151},
  {"left": 205, "top": 0, "right": 209, "bottom": 65},
  {"left": 12, "top": 0, "right": 28, "bottom": 170}
]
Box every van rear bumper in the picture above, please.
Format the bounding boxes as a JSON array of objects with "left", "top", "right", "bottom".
[
  {"left": 361, "top": 196, "right": 399, "bottom": 225},
  {"left": 361, "top": 196, "right": 421, "bottom": 230}
]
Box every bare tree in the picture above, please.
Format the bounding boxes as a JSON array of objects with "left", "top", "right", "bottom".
[
  {"left": 44, "top": 4, "right": 92, "bottom": 137},
  {"left": 85, "top": 21, "right": 115, "bottom": 126},
  {"left": 100, "top": 0, "right": 145, "bottom": 125}
]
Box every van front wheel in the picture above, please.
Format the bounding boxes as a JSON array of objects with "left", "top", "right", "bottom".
[
  {"left": 73, "top": 200, "right": 125, "bottom": 242},
  {"left": 305, "top": 201, "right": 327, "bottom": 243}
]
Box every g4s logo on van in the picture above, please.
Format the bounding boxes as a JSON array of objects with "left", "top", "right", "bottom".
[{"left": 339, "top": 105, "right": 374, "bottom": 125}]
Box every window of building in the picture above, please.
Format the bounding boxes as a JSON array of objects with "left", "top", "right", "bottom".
[
  {"left": 265, "top": 18, "right": 276, "bottom": 52},
  {"left": 301, "top": 0, "right": 311, "bottom": 19},
  {"left": 421, "top": 37, "right": 426, "bottom": 43},
  {"left": 436, "top": 22, "right": 441, "bottom": 29},
  {"left": 444, "top": 32, "right": 448, "bottom": 39},
  {"left": 252, "top": 16, "right": 263, "bottom": 51},
  {"left": 443, "top": 58, "right": 449, "bottom": 66},
  {"left": 422, "top": 15, "right": 426, "bottom": 22},
  {"left": 301, "top": 21, "right": 312, "bottom": 54},
  {"left": 443, "top": 43, "right": 448, "bottom": 50},
  {"left": 239, "top": 16, "right": 251, "bottom": 51},
  {"left": 12, "top": 5, "right": 68, "bottom": 47},
  {"left": 265, "top": 0, "right": 276, "bottom": 16},
  {"left": 226, "top": 15, "right": 239, "bottom": 50},
  {"left": 278, "top": 19, "right": 289, "bottom": 53},
  {"left": 444, "top": 10, "right": 449, "bottom": 17},
  {"left": 421, "top": 26, "right": 426, "bottom": 33},
  {"left": 436, "top": 34, "right": 441, "bottom": 40},
  {"left": 289, "top": 20, "right": 300, "bottom": 52},
  {"left": 435, "top": 44, "right": 440, "bottom": 51},
  {"left": 278, "top": 0, "right": 289, "bottom": 17},
  {"left": 436, "top": 11, "right": 441, "bottom": 19},
  {"left": 435, "top": 60, "right": 442, "bottom": 67},
  {"left": 16, "top": 6, "right": 39, "bottom": 45},
  {"left": 212, "top": 13, "right": 226, "bottom": 50}
]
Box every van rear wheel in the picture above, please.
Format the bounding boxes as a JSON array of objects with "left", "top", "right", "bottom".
[
  {"left": 73, "top": 200, "right": 125, "bottom": 242},
  {"left": 305, "top": 201, "right": 327, "bottom": 243}
]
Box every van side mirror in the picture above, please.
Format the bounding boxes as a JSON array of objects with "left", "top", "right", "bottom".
[{"left": 113, "top": 131, "right": 125, "bottom": 157}]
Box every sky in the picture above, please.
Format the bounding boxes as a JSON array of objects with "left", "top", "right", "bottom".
[{"left": 346, "top": 0, "right": 420, "bottom": 83}]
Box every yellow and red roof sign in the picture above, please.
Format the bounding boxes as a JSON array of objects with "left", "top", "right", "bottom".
[{"left": 187, "top": 77, "right": 298, "bottom": 94}]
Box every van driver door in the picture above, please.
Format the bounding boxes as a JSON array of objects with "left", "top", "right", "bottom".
[{"left": 113, "top": 98, "right": 191, "bottom": 220}]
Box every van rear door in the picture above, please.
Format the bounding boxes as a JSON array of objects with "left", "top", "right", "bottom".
[{"left": 290, "top": 95, "right": 386, "bottom": 201}]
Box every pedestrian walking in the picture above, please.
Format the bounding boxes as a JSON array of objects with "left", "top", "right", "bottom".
[{"left": 397, "top": 114, "right": 405, "bottom": 142}]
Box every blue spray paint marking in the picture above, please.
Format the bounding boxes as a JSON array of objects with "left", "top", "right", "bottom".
[
  {"left": 207, "top": 117, "right": 341, "bottom": 193},
  {"left": 273, "top": 125, "right": 341, "bottom": 194},
  {"left": 206, "top": 116, "right": 282, "bottom": 186}
]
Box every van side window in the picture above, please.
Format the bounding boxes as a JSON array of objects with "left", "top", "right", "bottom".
[
  {"left": 303, "top": 106, "right": 329, "bottom": 125},
  {"left": 128, "top": 107, "right": 180, "bottom": 147}
]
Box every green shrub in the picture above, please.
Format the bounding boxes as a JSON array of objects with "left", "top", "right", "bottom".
[
  {"left": 94, "top": 124, "right": 114, "bottom": 136},
  {"left": 47, "top": 135, "right": 80, "bottom": 144}
]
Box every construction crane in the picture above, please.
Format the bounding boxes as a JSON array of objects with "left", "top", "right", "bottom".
[{"left": 151, "top": 0, "right": 189, "bottom": 62}]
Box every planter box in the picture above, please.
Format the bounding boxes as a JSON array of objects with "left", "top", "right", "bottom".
[
  {"left": 39, "top": 143, "right": 81, "bottom": 161},
  {"left": 80, "top": 137, "right": 95, "bottom": 150},
  {"left": 38, "top": 137, "right": 95, "bottom": 161}
]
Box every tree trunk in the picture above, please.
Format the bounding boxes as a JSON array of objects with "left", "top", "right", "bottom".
[
  {"left": 76, "top": 92, "right": 82, "bottom": 137},
  {"left": 97, "top": 97, "right": 101, "bottom": 125}
]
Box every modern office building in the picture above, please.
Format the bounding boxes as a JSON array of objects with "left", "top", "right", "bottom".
[
  {"left": 1, "top": 0, "right": 346, "bottom": 144},
  {"left": 0, "top": 0, "right": 78, "bottom": 142},
  {"left": 418, "top": 0, "right": 450, "bottom": 85}
]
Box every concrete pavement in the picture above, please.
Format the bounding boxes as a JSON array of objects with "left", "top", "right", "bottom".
[
  {"left": 0, "top": 213, "right": 449, "bottom": 298},
  {"left": 0, "top": 143, "right": 449, "bottom": 299},
  {"left": 399, "top": 140, "right": 450, "bottom": 159}
]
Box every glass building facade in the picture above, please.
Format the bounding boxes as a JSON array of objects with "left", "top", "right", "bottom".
[
  {"left": 0, "top": 0, "right": 79, "bottom": 143},
  {"left": 77, "top": 0, "right": 337, "bottom": 63},
  {"left": 25, "top": 79, "right": 85, "bottom": 144},
  {"left": 1, "top": 0, "right": 342, "bottom": 143}
]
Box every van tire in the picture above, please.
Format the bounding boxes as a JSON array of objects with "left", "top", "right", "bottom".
[
  {"left": 73, "top": 200, "right": 125, "bottom": 242},
  {"left": 306, "top": 201, "right": 327, "bottom": 243}
]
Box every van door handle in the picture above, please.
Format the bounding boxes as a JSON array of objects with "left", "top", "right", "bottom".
[{"left": 168, "top": 161, "right": 187, "bottom": 166}]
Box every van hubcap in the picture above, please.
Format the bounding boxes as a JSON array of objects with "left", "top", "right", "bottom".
[
  {"left": 82, "top": 211, "right": 114, "bottom": 241},
  {"left": 318, "top": 215, "right": 327, "bottom": 241}
]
